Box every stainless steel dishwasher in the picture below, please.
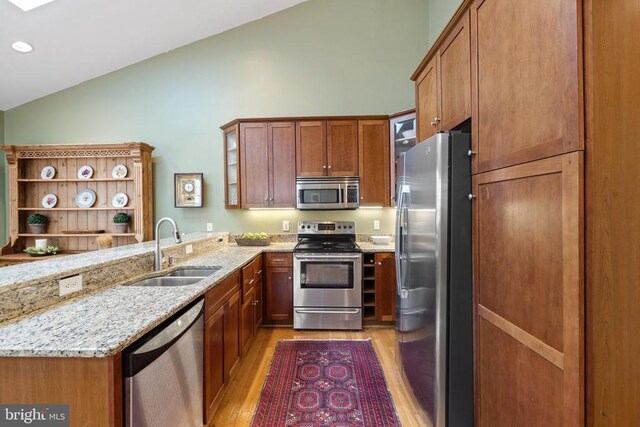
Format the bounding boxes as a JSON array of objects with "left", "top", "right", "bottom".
[{"left": 123, "top": 298, "right": 204, "bottom": 427}]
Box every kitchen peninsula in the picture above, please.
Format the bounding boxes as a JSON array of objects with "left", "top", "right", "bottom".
[{"left": 0, "top": 232, "right": 394, "bottom": 425}]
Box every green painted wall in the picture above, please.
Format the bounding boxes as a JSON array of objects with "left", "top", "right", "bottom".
[
  {"left": 428, "top": 0, "right": 463, "bottom": 47},
  {"left": 0, "top": 111, "right": 5, "bottom": 244},
  {"left": 4, "top": 0, "right": 428, "bottom": 236}
]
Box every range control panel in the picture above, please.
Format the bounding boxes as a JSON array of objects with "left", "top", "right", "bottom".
[{"left": 298, "top": 221, "right": 356, "bottom": 235}]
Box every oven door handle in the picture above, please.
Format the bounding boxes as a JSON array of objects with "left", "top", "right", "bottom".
[
  {"left": 295, "top": 309, "right": 361, "bottom": 314},
  {"left": 294, "top": 254, "right": 362, "bottom": 260}
]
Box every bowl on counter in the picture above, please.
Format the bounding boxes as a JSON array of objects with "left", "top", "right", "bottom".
[{"left": 371, "top": 236, "right": 392, "bottom": 245}]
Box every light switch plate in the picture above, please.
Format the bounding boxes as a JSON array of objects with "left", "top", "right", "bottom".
[
  {"left": 206, "top": 223, "right": 213, "bottom": 232},
  {"left": 59, "top": 274, "right": 83, "bottom": 297},
  {"left": 283, "top": 220, "right": 290, "bottom": 232},
  {"left": 185, "top": 244, "right": 193, "bottom": 255},
  {"left": 373, "top": 220, "right": 380, "bottom": 230}
]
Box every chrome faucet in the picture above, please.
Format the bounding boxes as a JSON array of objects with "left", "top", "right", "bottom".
[{"left": 154, "top": 217, "right": 182, "bottom": 271}]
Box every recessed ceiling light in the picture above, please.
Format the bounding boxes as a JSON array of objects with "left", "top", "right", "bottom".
[
  {"left": 11, "top": 41, "right": 34, "bottom": 53},
  {"left": 7, "top": 0, "right": 55, "bottom": 12}
]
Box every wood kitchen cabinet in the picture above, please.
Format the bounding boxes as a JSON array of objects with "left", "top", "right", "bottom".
[
  {"left": 296, "top": 120, "right": 358, "bottom": 177},
  {"left": 240, "top": 122, "right": 297, "bottom": 208},
  {"left": 358, "top": 120, "right": 390, "bottom": 207},
  {"left": 414, "top": 11, "right": 471, "bottom": 143},
  {"left": 264, "top": 253, "right": 293, "bottom": 324},
  {"left": 362, "top": 252, "right": 396, "bottom": 323},
  {"left": 223, "top": 121, "right": 296, "bottom": 209},
  {"left": 204, "top": 305, "right": 224, "bottom": 422},
  {"left": 470, "top": 0, "right": 580, "bottom": 173},
  {"left": 374, "top": 252, "right": 396, "bottom": 321},
  {"left": 473, "top": 153, "right": 583, "bottom": 425},
  {"left": 203, "top": 270, "right": 242, "bottom": 424},
  {"left": 239, "top": 255, "right": 262, "bottom": 355}
]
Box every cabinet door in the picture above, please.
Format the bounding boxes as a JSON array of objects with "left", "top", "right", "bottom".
[
  {"left": 204, "top": 305, "right": 225, "bottom": 424},
  {"left": 265, "top": 267, "right": 293, "bottom": 323},
  {"left": 438, "top": 11, "right": 471, "bottom": 131},
  {"left": 240, "top": 288, "right": 254, "bottom": 356},
  {"left": 375, "top": 252, "right": 396, "bottom": 321},
  {"left": 327, "top": 120, "right": 358, "bottom": 176},
  {"left": 241, "top": 260, "right": 254, "bottom": 303},
  {"left": 358, "top": 120, "right": 390, "bottom": 207},
  {"left": 240, "top": 123, "right": 269, "bottom": 208},
  {"left": 416, "top": 57, "right": 439, "bottom": 142},
  {"left": 296, "top": 121, "right": 327, "bottom": 176},
  {"left": 223, "top": 291, "right": 241, "bottom": 383},
  {"left": 268, "top": 122, "right": 296, "bottom": 207},
  {"left": 223, "top": 125, "right": 240, "bottom": 209},
  {"left": 473, "top": 153, "right": 583, "bottom": 426},
  {"left": 254, "top": 279, "right": 263, "bottom": 329},
  {"left": 471, "top": 0, "right": 581, "bottom": 173}
]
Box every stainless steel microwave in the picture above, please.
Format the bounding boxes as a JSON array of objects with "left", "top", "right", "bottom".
[{"left": 296, "top": 177, "right": 359, "bottom": 210}]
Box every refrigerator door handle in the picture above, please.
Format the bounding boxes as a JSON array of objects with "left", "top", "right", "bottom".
[{"left": 395, "top": 184, "right": 409, "bottom": 293}]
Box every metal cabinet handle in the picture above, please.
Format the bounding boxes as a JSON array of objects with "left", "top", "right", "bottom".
[
  {"left": 377, "top": 262, "right": 382, "bottom": 265},
  {"left": 272, "top": 259, "right": 285, "bottom": 263},
  {"left": 468, "top": 194, "right": 477, "bottom": 200},
  {"left": 288, "top": 276, "right": 292, "bottom": 280},
  {"left": 256, "top": 269, "right": 263, "bottom": 275},
  {"left": 328, "top": 165, "right": 332, "bottom": 169},
  {"left": 322, "top": 165, "right": 327, "bottom": 169},
  {"left": 468, "top": 150, "right": 476, "bottom": 157}
]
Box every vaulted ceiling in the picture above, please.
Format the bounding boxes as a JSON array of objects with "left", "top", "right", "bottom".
[{"left": 0, "top": 0, "right": 307, "bottom": 110}]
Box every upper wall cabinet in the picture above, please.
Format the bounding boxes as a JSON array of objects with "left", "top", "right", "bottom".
[
  {"left": 296, "top": 120, "right": 358, "bottom": 177},
  {"left": 223, "top": 121, "right": 296, "bottom": 209},
  {"left": 470, "top": 0, "right": 581, "bottom": 173},
  {"left": 414, "top": 11, "right": 471, "bottom": 142},
  {"left": 222, "top": 115, "right": 392, "bottom": 209},
  {"left": 358, "top": 120, "right": 390, "bottom": 207}
]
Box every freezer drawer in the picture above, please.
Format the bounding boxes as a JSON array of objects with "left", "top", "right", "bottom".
[{"left": 294, "top": 307, "right": 362, "bottom": 330}]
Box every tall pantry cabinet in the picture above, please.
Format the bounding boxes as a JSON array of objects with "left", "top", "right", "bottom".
[{"left": 414, "top": 0, "right": 640, "bottom": 425}]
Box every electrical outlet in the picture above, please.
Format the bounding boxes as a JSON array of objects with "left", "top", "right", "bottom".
[
  {"left": 282, "top": 220, "right": 290, "bottom": 232},
  {"left": 59, "top": 274, "right": 83, "bottom": 297},
  {"left": 185, "top": 244, "right": 193, "bottom": 255},
  {"left": 206, "top": 223, "right": 213, "bottom": 232},
  {"left": 373, "top": 220, "right": 380, "bottom": 230}
]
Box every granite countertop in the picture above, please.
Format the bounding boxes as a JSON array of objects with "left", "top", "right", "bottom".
[{"left": 0, "top": 240, "right": 391, "bottom": 358}]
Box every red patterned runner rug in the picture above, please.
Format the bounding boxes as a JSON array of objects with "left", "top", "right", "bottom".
[{"left": 250, "top": 339, "right": 401, "bottom": 427}]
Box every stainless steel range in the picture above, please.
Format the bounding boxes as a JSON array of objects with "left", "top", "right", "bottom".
[{"left": 293, "top": 221, "right": 363, "bottom": 330}]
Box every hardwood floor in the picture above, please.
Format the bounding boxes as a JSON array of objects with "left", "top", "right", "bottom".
[{"left": 209, "top": 326, "right": 430, "bottom": 426}]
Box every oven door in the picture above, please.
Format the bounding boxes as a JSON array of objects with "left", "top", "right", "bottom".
[{"left": 293, "top": 253, "right": 362, "bottom": 307}]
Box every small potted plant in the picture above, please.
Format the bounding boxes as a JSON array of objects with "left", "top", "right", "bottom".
[
  {"left": 113, "top": 212, "right": 130, "bottom": 233},
  {"left": 27, "top": 213, "right": 48, "bottom": 234}
]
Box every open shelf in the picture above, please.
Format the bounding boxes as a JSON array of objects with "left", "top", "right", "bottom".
[
  {"left": 19, "top": 207, "right": 135, "bottom": 211},
  {"left": 18, "top": 178, "right": 135, "bottom": 183},
  {"left": 19, "top": 233, "right": 136, "bottom": 237}
]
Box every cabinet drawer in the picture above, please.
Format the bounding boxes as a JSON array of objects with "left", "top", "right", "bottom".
[
  {"left": 253, "top": 255, "right": 263, "bottom": 281},
  {"left": 265, "top": 252, "right": 292, "bottom": 267},
  {"left": 205, "top": 270, "right": 240, "bottom": 321}
]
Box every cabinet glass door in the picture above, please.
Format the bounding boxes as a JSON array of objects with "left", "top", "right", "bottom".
[
  {"left": 390, "top": 112, "right": 416, "bottom": 206},
  {"left": 225, "top": 128, "right": 239, "bottom": 208}
]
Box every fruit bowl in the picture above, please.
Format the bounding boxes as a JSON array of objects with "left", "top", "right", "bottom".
[{"left": 235, "top": 233, "right": 270, "bottom": 246}]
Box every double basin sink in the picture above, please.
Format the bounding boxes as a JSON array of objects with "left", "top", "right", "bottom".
[{"left": 128, "top": 267, "right": 221, "bottom": 287}]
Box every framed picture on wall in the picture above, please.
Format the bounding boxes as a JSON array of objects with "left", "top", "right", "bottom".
[{"left": 174, "top": 173, "right": 203, "bottom": 208}]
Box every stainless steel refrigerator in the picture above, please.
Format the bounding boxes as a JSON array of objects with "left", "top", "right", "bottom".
[{"left": 395, "top": 131, "right": 473, "bottom": 427}]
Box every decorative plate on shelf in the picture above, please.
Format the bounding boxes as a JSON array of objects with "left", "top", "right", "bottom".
[
  {"left": 40, "top": 166, "right": 56, "bottom": 180},
  {"left": 75, "top": 189, "right": 97, "bottom": 208},
  {"left": 42, "top": 193, "right": 58, "bottom": 208},
  {"left": 112, "top": 192, "right": 128, "bottom": 208},
  {"left": 77, "top": 165, "right": 94, "bottom": 179},
  {"left": 112, "top": 164, "right": 128, "bottom": 179}
]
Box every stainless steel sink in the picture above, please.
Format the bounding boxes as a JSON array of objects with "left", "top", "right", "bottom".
[
  {"left": 128, "top": 277, "right": 204, "bottom": 287},
  {"left": 164, "top": 267, "right": 221, "bottom": 278}
]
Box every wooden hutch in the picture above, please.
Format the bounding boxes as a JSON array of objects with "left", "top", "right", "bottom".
[{"left": 1, "top": 143, "right": 154, "bottom": 264}]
